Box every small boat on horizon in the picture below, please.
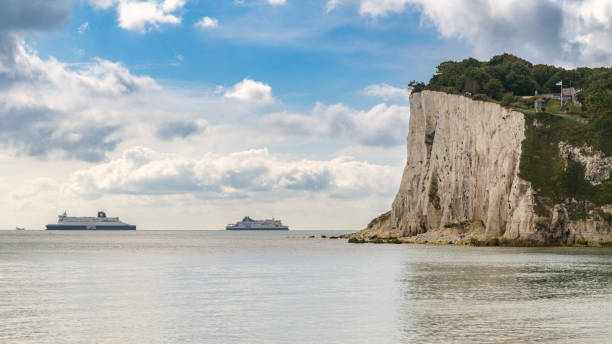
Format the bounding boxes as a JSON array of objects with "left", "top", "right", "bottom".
[{"left": 15, "top": 227, "right": 25, "bottom": 231}]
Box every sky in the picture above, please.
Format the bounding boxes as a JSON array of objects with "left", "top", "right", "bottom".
[{"left": 2, "top": 0, "right": 612, "bottom": 230}]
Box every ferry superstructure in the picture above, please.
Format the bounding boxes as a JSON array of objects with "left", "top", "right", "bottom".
[{"left": 226, "top": 216, "right": 289, "bottom": 230}]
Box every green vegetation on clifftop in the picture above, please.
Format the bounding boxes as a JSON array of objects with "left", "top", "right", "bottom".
[{"left": 414, "top": 53, "right": 612, "bottom": 122}]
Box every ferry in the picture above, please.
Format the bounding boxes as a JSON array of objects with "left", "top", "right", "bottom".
[
  {"left": 46, "top": 211, "right": 136, "bottom": 230},
  {"left": 226, "top": 216, "right": 289, "bottom": 230}
]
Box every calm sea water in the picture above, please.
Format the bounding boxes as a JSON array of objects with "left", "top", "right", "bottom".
[{"left": 1, "top": 230, "right": 612, "bottom": 343}]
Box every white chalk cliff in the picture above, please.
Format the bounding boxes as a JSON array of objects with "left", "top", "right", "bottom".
[{"left": 357, "top": 91, "right": 612, "bottom": 244}]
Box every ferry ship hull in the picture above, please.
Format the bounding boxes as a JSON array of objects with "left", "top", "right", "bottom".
[
  {"left": 46, "top": 225, "right": 136, "bottom": 230},
  {"left": 226, "top": 227, "right": 288, "bottom": 231}
]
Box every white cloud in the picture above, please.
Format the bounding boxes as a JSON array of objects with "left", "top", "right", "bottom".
[
  {"left": 1, "top": 39, "right": 407, "bottom": 163},
  {"left": 78, "top": 22, "right": 90, "bottom": 35},
  {"left": 0, "top": 40, "right": 162, "bottom": 162},
  {"left": 328, "top": 0, "right": 612, "bottom": 66},
  {"left": 88, "top": 0, "right": 186, "bottom": 33},
  {"left": 11, "top": 178, "right": 58, "bottom": 201},
  {"left": 195, "top": 16, "right": 219, "bottom": 29},
  {"left": 162, "top": 0, "right": 187, "bottom": 12},
  {"left": 156, "top": 120, "right": 207, "bottom": 140},
  {"left": 268, "top": 0, "right": 287, "bottom": 5},
  {"left": 261, "top": 102, "right": 410, "bottom": 147},
  {"left": 223, "top": 78, "right": 275, "bottom": 103},
  {"left": 363, "top": 83, "right": 409, "bottom": 101},
  {"left": 326, "top": 0, "right": 409, "bottom": 16},
  {"left": 87, "top": 0, "right": 117, "bottom": 9},
  {"left": 117, "top": 1, "right": 182, "bottom": 32},
  {"left": 64, "top": 146, "right": 399, "bottom": 199},
  {"left": 4, "top": 44, "right": 159, "bottom": 97},
  {"left": 5, "top": 40, "right": 408, "bottom": 163}
]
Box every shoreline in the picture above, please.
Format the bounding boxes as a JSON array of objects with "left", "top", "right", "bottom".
[
  {"left": 345, "top": 228, "right": 612, "bottom": 247},
  {"left": 346, "top": 235, "right": 612, "bottom": 247}
]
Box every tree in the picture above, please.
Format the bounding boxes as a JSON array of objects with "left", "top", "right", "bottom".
[
  {"left": 484, "top": 78, "right": 504, "bottom": 100},
  {"left": 488, "top": 53, "right": 532, "bottom": 67},
  {"left": 408, "top": 80, "right": 425, "bottom": 93},
  {"left": 532, "top": 64, "right": 560, "bottom": 91},
  {"left": 505, "top": 62, "right": 536, "bottom": 95},
  {"left": 463, "top": 76, "right": 479, "bottom": 94},
  {"left": 580, "top": 80, "right": 612, "bottom": 115},
  {"left": 501, "top": 92, "right": 514, "bottom": 106}
]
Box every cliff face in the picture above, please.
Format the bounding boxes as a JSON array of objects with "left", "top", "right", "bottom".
[{"left": 357, "top": 91, "right": 612, "bottom": 244}]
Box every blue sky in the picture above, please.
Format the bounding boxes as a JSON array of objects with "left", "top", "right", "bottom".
[
  {"left": 1, "top": 0, "right": 612, "bottom": 229},
  {"left": 33, "top": 1, "right": 460, "bottom": 110}
]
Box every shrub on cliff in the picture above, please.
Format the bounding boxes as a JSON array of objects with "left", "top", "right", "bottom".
[
  {"left": 408, "top": 80, "right": 426, "bottom": 94},
  {"left": 501, "top": 92, "right": 514, "bottom": 106}
]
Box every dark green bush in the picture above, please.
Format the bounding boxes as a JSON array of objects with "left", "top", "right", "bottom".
[{"left": 501, "top": 92, "right": 515, "bottom": 106}]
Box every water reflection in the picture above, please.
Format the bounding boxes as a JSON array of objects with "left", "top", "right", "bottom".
[{"left": 398, "top": 247, "right": 612, "bottom": 343}]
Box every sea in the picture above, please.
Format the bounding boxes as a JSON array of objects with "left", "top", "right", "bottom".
[{"left": 1, "top": 230, "right": 612, "bottom": 344}]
